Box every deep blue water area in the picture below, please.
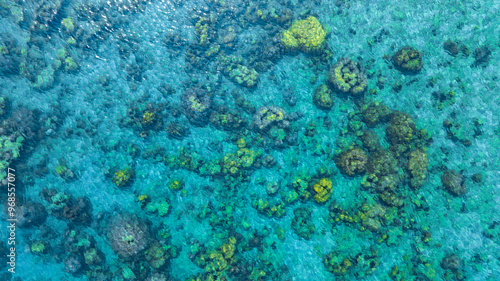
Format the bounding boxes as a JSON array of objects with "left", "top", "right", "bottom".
[{"left": 0, "top": 0, "right": 499, "bottom": 280}]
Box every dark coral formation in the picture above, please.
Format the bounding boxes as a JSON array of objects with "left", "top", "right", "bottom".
[
  {"left": 361, "top": 102, "right": 392, "bottom": 127},
  {"left": 324, "top": 251, "right": 353, "bottom": 276},
  {"left": 443, "top": 39, "right": 462, "bottom": 56},
  {"left": 392, "top": 46, "right": 423, "bottom": 73},
  {"left": 1, "top": 108, "right": 43, "bottom": 141},
  {"left": 210, "top": 106, "right": 247, "bottom": 131},
  {"left": 145, "top": 242, "right": 171, "bottom": 270},
  {"left": 441, "top": 170, "right": 467, "bottom": 196},
  {"left": 327, "top": 58, "right": 368, "bottom": 95},
  {"left": 336, "top": 148, "right": 368, "bottom": 176},
  {"left": 121, "top": 97, "right": 167, "bottom": 137},
  {"left": 64, "top": 254, "right": 83, "bottom": 274},
  {"left": 291, "top": 207, "right": 316, "bottom": 240},
  {"left": 366, "top": 150, "right": 398, "bottom": 176},
  {"left": 166, "top": 122, "right": 190, "bottom": 139},
  {"left": 30, "top": 0, "right": 62, "bottom": 33},
  {"left": 386, "top": 111, "right": 417, "bottom": 144},
  {"left": 16, "top": 202, "right": 48, "bottom": 228},
  {"left": 0, "top": 33, "right": 21, "bottom": 75},
  {"left": 361, "top": 130, "right": 382, "bottom": 153},
  {"left": 472, "top": 45, "right": 491, "bottom": 67},
  {"left": 441, "top": 254, "right": 462, "bottom": 271},
  {"left": 60, "top": 227, "right": 106, "bottom": 276},
  {"left": 41, "top": 188, "right": 93, "bottom": 225}
]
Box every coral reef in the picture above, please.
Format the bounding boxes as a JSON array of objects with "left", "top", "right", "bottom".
[
  {"left": 313, "top": 84, "right": 334, "bottom": 109},
  {"left": 291, "top": 207, "right": 316, "bottom": 240},
  {"left": 107, "top": 213, "right": 152, "bottom": 260},
  {"left": 1, "top": 0, "right": 496, "bottom": 279},
  {"left": 112, "top": 167, "right": 135, "bottom": 187},
  {"left": 407, "top": 149, "right": 429, "bottom": 188},
  {"left": 386, "top": 111, "right": 417, "bottom": 144},
  {"left": 336, "top": 148, "right": 368, "bottom": 176},
  {"left": 41, "top": 188, "right": 93, "bottom": 225},
  {"left": 181, "top": 88, "right": 212, "bottom": 126},
  {"left": 441, "top": 170, "right": 467, "bottom": 196},
  {"left": 281, "top": 16, "right": 327, "bottom": 53},
  {"left": 327, "top": 58, "right": 368, "bottom": 95},
  {"left": 392, "top": 46, "right": 423, "bottom": 73},
  {"left": 312, "top": 178, "right": 333, "bottom": 203}
]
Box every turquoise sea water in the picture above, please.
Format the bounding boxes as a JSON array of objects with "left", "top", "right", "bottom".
[{"left": 0, "top": 0, "right": 499, "bottom": 280}]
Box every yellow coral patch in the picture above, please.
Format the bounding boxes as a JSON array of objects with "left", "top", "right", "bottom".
[
  {"left": 313, "top": 178, "right": 333, "bottom": 203},
  {"left": 281, "top": 16, "right": 326, "bottom": 52}
]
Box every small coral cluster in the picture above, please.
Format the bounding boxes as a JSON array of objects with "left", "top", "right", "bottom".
[
  {"left": 312, "top": 178, "right": 333, "bottom": 203},
  {"left": 252, "top": 106, "right": 287, "bottom": 131},
  {"left": 188, "top": 237, "right": 239, "bottom": 280},
  {"left": 313, "top": 84, "right": 334, "bottom": 109},
  {"left": 291, "top": 207, "right": 316, "bottom": 240},
  {"left": 228, "top": 64, "right": 259, "bottom": 87},
  {"left": 441, "top": 169, "right": 467, "bottom": 196},
  {"left": 392, "top": 46, "right": 423, "bottom": 73},
  {"left": 112, "top": 167, "right": 135, "bottom": 187},
  {"left": 181, "top": 88, "right": 213, "bottom": 126},
  {"left": 327, "top": 58, "right": 368, "bottom": 96},
  {"left": 251, "top": 106, "right": 295, "bottom": 147},
  {"left": 41, "top": 188, "right": 93, "bottom": 225}
]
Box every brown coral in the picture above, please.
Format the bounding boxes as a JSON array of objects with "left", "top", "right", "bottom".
[
  {"left": 441, "top": 170, "right": 467, "bottom": 196},
  {"left": 336, "top": 148, "right": 368, "bottom": 176},
  {"left": 366, "top": 150, "right": 398, "bottom": 176}
]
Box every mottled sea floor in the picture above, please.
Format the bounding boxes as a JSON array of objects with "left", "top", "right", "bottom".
[{"left": 0, "top": 0, "right": 499, "bottom": 280}]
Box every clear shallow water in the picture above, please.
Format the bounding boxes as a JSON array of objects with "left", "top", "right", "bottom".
[{"left": 0, "top": 0, "right": 499, "bottom": 280}]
